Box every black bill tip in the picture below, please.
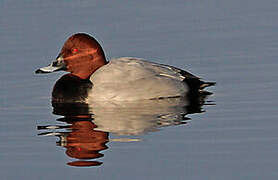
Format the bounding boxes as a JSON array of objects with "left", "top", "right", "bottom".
[{"left": 35, "top": 69, "right": 49, "bottom": 74}]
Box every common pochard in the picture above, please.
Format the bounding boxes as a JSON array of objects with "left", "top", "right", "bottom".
[{"left": 35, "top": 33, "right": 215, "bottom": 102}]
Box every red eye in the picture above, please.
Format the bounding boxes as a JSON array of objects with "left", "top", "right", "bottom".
[{"left": 72, "top": 48, "right": 78, "bottom": 53}]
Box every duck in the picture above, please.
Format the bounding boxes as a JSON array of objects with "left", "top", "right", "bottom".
[{"left": 35, "top": 33, "right": 215, "bottom": 103}]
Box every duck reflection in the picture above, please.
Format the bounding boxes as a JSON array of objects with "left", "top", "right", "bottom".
[
  {"left": 38, "top": 115, "right": 108, "bottom": 167},
  {"left": 38, "top": 79, "right": 213, "bottom": 167},
  {"left": 60, "top": 119, "right": 108, "bottom": 167}
]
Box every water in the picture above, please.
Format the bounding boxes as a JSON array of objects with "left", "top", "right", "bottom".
[{"left": 1, "top": 0, "right": 278, "bottom": 179}]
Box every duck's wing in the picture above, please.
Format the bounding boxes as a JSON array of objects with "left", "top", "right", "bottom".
[
  {"left": 130, "top": 58, "right": 215, "bottom": 90},
  {"left": 89, "top": 57, "right": 190, "bottom": 101}
]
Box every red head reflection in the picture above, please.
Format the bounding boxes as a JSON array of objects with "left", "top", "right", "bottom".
[{"left": 63, "top": 120, "right": 109, "bottom": 167}]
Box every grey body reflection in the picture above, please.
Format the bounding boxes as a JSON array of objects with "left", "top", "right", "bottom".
[{"left": 38, "top": 74, "right": 214, "bottom": 167}]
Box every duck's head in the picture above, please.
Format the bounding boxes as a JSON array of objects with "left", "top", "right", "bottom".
[{"left": 35, "top": 33, "right": 107, "bottom": 79}]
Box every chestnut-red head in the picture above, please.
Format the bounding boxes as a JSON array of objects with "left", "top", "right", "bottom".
[{"left": 36, "top": 33, "right": 108, "bottom": 79}]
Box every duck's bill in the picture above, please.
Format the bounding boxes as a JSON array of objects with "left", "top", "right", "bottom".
[{"left": 35, "top": 59, "right": 66, "bottom": 74}]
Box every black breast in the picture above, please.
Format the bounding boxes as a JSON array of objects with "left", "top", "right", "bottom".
[{"left": 52, "top": 74, "right": 93, "bottom": 103}]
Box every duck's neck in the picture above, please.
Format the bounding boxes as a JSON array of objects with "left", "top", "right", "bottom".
[
  {"left": 90, "top": 55, "right": 108, "bottom": 75},
  {"left": 72, "top": 55, "right": 108, "bottom": 80}
]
